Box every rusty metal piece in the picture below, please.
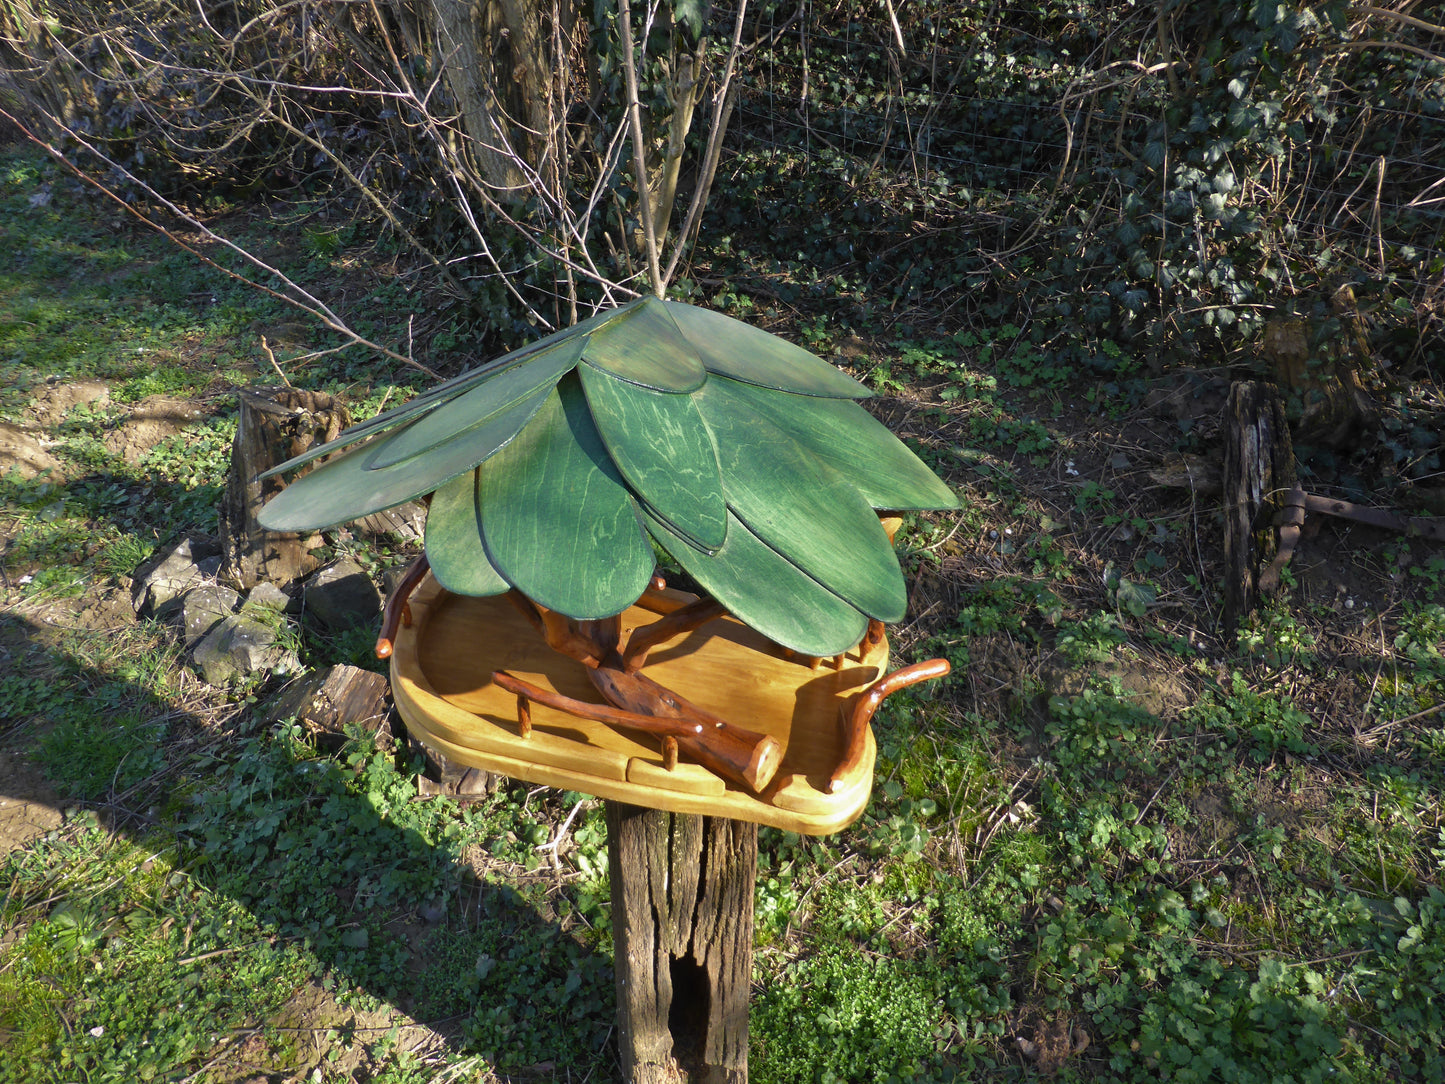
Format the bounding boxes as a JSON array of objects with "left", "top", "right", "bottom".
[
  {"left": 1259, "top": 487, "right": 1307, "bottom": 594},
  {"left": 1262, "top": 486, "right": 1445, "bottom": 592},
  {"left": 1302, "top": 493, "right": 1445, "bottom": 541}
]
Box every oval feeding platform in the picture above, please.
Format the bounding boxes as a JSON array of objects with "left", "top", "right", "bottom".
[{"left": 389, "top": 574, "right": 904, "bottom": 834}]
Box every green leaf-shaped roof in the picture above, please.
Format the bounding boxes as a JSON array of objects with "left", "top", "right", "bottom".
[{"left": 258, "top": 296, "right": 959, "bottom": 653}]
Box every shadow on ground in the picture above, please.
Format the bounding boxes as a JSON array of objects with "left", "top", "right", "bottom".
[{"left": 0, "top": 604, "right": 619, "bottom": 1082}]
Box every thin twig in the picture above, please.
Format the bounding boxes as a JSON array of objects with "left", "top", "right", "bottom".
[{"left": 259, "top": 336, "right": 294, "bottom": 389}]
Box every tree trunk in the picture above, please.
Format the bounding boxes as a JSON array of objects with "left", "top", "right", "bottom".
[
  {"left": 1222, "top": 380, "right": 1297, "bottom": 634},
  {"left": 219, "top": 386, "right": 350, "bottom": 591},
  {"left": 606, "top": 802, "right": 756, "bottom": 1084}
]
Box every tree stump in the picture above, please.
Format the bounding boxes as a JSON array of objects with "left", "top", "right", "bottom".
[
  {"left": 219, "top": 387, "right": 351, "bottom": 590},
  {"left": 1222, "top": 381, "right": 1298, "bottom": 633},
  {"left": 1261, "top": 284, "right": 1376, "bottom": 448},
  {"left": 606, "top": 802, "right": 757, "bottom": 1084}
]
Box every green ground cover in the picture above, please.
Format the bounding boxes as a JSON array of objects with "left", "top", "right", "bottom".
[{"left": 1, "top": 120, "right": 1443, "bottom": 1084}]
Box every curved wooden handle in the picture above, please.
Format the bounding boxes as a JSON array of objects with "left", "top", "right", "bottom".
[
  {"left": 375, "top": 554, "right": 431, "bottom": 659},
  {"left": 830, "top": 658, "right": 951, "bottom": 793}
]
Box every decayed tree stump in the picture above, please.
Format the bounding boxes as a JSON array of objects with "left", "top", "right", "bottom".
[
  {"left": 219, "top": 387, "right": 351, "bottom": 590},
  {"left": 1222, "top": 381, "right": 1298, "bottom": 633},
  {"left": 267, "top": 664, "right": 393, "bottom": 753},
  {"left": 1261, "top": 284, "right": 1376, "bottom": 448},
  {"left": 606, "top": 802, "right": 756, "bottom": 1084}
]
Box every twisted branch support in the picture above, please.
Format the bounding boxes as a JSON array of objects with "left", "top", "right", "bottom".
[{"left": 830, "top": 658, "right": 952, "bottom": 793}]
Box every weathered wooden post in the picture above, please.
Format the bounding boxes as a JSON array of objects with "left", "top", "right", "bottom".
[
  {"left": 607, "top": 804, "right": 755, "bottom": 1083},
  {"left": 1221, "top": 380, "right": 1297, "bottom": 633}
]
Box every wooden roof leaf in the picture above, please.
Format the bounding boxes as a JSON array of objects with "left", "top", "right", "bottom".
[
  {"left": 705, "top": 377, "right": 960, "bottom": 511},
  {"left": 645, "top": 510, "right": 868, "bottom": 657},
  {"left": 367, "top": 336, "right": 585, "bottom": 469},
  {"left": 578, "top": 362, "right": 726, "bottom": 552},
  {"left": 579, "top": 296, "right": 707, "bottom": 393},
  {"left": 664, "top": 300, "right": 872, "bottom": 399},
  {"left": 255, "top": 384, "right": 553, "bottom": 532},
  {"left": 258, "top": 302, "right": 631, "bottom": 479},
  {"left": 696, "top": 377, "right": 907, "bottom": 622},
  {"left": 424, "top": 469, "right": 510, "bottom": 596},
  {"left": 478, "top": 375, "right": 655, "bottom": 618}
]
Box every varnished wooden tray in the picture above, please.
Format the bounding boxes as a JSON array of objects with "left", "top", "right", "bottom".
[{"left": 389, "top": 575, "right": 886, "bottom": 834}]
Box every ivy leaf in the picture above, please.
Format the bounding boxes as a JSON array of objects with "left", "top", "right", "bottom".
[
  {"left": 1114, "top": 579, "right": 1157, "bottom": 618},
  {"left": 672, "top": 0, "right": 706, "bottom": 40}
]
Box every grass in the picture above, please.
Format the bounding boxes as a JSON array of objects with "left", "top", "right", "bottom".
[{"left": 1, "top": 136, "right": 1443, "bottom": 1084}]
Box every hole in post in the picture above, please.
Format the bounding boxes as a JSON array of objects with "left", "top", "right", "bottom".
[{"left": 667, "top": 954, "right": 710, "bottom": 1070}]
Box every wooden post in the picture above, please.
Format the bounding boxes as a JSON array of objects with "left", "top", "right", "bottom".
[
  {"left": 1222, "top": 380, "right": 1297, "bottom": 634},
  {"left": 219, "top": 386, "right": 351, "bottom": 590},
  {"left": 606, "top": 801, "right": 757, "bottom": 1084}
]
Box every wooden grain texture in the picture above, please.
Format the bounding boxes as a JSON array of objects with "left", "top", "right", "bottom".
[
  {"left": 606, "top": 803, "right": 755, "bottom": 1084},
  {"left": 424, "top": 470, "right": 510, "bottom": 596},
  {"left": 389, "top": 577, "right": 883, "bottom": 833},
  {"left": 711, "top": 378, "right": 959, "bottom": 511},
  {"left": 257, "top": 387, "right": 551, "bottom": 532},
  {"left": 665, "top": 300, "right": 871, "bottom": 398},
  {"left": 1222, "top": 380, "right": 1297, "bottom": 634},
  {"left": 698, "top": 378, "right": 907, "bottom": 622},
  {"left": 368, "top": 336, "right": 584, "bottom": 467},
  {"left": 582, "top": 296, "right": 707, "bottom": 393},
  {"left": 258, "top": 302, "right": 629, "bottom": 479},
  {"left": 479, "top": 377, "right": 655, "bottom": 618},
  {"left": 220, "top": 386, "right": 345, "bottom": 588},
  {"left": 644, "top": 510, "right": 868, "bottom": 658},
  {"left": 579, "top": 362, "right": 727, "bottom": 552}
]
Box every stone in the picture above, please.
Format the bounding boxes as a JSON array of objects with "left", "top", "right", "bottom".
[
  {"left": 192, "top": 611, "right": 300, "bottom": 686},
  {"left": 180, "top": 584, "right": 242, "bottom": 647},
  {"left": 131, "top": 536, "right": 223, "bottom": 620},
  {"left": 243, "top": 581, "right": 294, "bottom": 616},
  {"left": 303, "top": 559, "right": 383, "bottom": 631}
]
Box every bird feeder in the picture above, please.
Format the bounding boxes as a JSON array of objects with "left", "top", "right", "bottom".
[{"left": 259, "top": 295, "right": 958, "bottom": 1080}]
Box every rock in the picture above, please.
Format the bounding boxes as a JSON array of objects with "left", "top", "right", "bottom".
[
  {"left": 191, "top": 611, "right": 300, "bottom": 685},
  {"left": 303, "top": 559, "right": 383, "bottom": 631},
  {"left": 131, "top": 536, "right": 223, "bottom": 620},
  {"left": 266, "top": 664, "right": 393, "bottom": 751},
  {"left": 243, "top": 581, "right": 295, "bottom": 616},
  {"left": 381, "top": 559, "right": 422, "bottom": 600},
  {"left": 180, "top": 584, "right": 242, "bottom": 647}
]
